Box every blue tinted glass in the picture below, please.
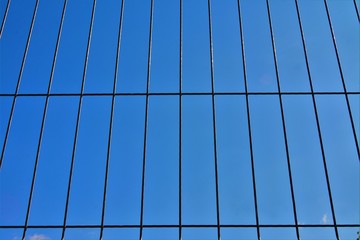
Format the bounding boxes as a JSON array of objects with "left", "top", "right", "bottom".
[
  {"left": 316, "top": 95, "right": 359, "bottom": 224},
  {"left": 19, "top": 0, "right": 64, "bottom": 94},
  {"left": 327, "top": 0, "right": 359, "bottom": 92},
  {"left": 212, "top": 0, "right": 244, "bottom": 93},
  {"left": 249, "top": 95, "right": 294, "bottom": 224},
  {"left": 51, "top": 0, "right": 93, "bottom": 93},
  {"left": 144, "top": 96, "right": 179, "bottom": 224},
  {"left": 105, "top": 96, "right": 145, "bottom": 225},
  {"left": 215, "top": 96, "right": 255, "bottom": 224},
  {"left": 338, "top": 227, "right": 360, "bottom": 240},
  {"left": 221, "top": 228, "right": 257, "bottom": 240},
  {"left": 66, "top": 97, "right": 111, "bottom": 225},
  {"left": 182, "top": 96, "right": 217, "bottom": 224},
  {"left": 0, "top": 0, "right": 36, "bottom": 94},
  {"left": 102, "top": 228, "right": 139, "bottom": 240},
  {"left": 349, "top": 94, "right": 359, "bottom": 144},
  {"left": 183, "top": 228, "right": 217, "bottom": 240},
  {"left": 298, "top": 0, "right": 342, "bottom": 92},
  {"left": 261, "top": 228, "right": 297, "bottom": 240},
  {"left": 0, "top": 97, "right": 45, "bottom": 225},
  {"left": 149, "top": 0, "right": 179, "bottom": 93},
  {"left": 282, "top": 95, "right": 333, "bottom": 224},
  {"left": 182, "top": 0, "right": 211, "bottom": 93},
  {"left": 142, "top": 228, "right": 178, "bottom": 240},
  {"left": 117, "top": 0, "right": 150, "bottom": 93},
  {"left": 300, "top": 227, "right": 336, "bottom": 240},
  {"left": 84, "top": 0, "right": 122, "bottom": 94},
  {"left": 64, "top": 228, "right": 99, "bottom": 240},
  {"left": 269, "top": 0, "right": 309, "bottom": 92},
  {"left": 25, "top": 228, "right": 61, "bottom": 240},
  {"left": 0, "top": 96, "right": 12, "bottom": 149},
  {"left": 0, "top": 228, "right": 23, "bottom": 240},
  {"left": 241, "top": 0, "right": 277, "bottom": 92},
  {"left": 28, "top": 97, "right": 78, "bottom": 225}
]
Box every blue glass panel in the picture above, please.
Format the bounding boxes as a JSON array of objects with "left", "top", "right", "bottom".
[
  {"left": 66, "top": 96, "right": 111, "bottom": 225},
  {"left": 143, "top": 228, "right": 178, "bottom": 240},
  {"left": 261, "top": 228, "right": 297, "bottom": 240},
  {"left": 182, "top": 0, "right": 211, "bottom": 93},
  {"left": 0, "top": 229, "right": 23, "bottom": 240},
  {"left": 103, "top": 228, "right": 139, "bottom": 240},
  {"left": 221, "top": 228, "right": 257, "bottom": 240},
  {"left": 0, "top": 97, "right": 45, "bottom": 225},
  {"left": 28, "top": 97, "right": 78, "bottom": 225},
  {"left": 215, "top": 96, "right": 255, "bottom": 224},
  {"left": 183, "top": 228, "right": 217, "bottom": 240},
  {"left": 300, "top": 227, "right": 336, "bottom": 240},
  {"left": 0, "top": 96, "right": 12, "bottom": 150},
  {"left": 105, "top": 96, "right": 145, "bottom": 225},
  {"left": 64, "top": 228, "right": 99, "bottom": 240},
  {"left": 51, "top": 0, "right": 93, "bottom": 93},
  {"left": 19, "top": 0, "right": 64, "bottom": 93},
  {"left": 25, "top": 228, "right": 61, "bottom": 240},
  {"left": 144, "top": 96, "right": 179, "bottom": 224},
  {"left": 0, "top": 0, "right": 36, "bottom": 93}
]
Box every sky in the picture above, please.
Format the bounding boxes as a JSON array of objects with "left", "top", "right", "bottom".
[{"left": 0, "top": 0, "right": 359, "bottom": 239}]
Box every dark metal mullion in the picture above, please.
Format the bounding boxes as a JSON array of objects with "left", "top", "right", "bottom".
[
  {"left": 60, "top": 0, "right": 97, "bottom": 239},
  {"left": 0, "top": 0, "right": 39, "bottom": 168},
  {"left": 178, "top": 0, "right": 183, "bottom": 238},
  {"left": 294, "top": 0, "right": 339, "bottom": 239},
  {"left": 236, "top": 1, "right": 261, "bottom": 239},
  {"left": 324, "top": 0, "right": 360, "bottom": 159},
  {"left": 206, "top": 0, "right": 221, "bottom": 239},
  {"left": 99, "top": 0, "right": 125, "bottom": 239},
  {"left": 354, "top": 0, "right": 360, "bottom": 21},
  {"left": 0, "top": 0, "right": 10, "bottom": 38},
  {"left": 139, "top": 0, "right": 154, "bottom": 238},
  {"left": 265, "top": 1, "right": 300, "bottom": 239},
  {"left": 21, "top": 0, "right": 68, "bottom": 239}
]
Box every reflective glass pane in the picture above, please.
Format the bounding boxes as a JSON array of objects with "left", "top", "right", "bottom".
[
  {"left": 0, "top": 97, "right": 45, "bottom": 225},
  {"left": 102, "top": 228, "right": 139, "bottom": 240},
  {"left": 66, "top": 96, "right": 111, "bottom": 225},
  {"left": 25, "top": 228, "right": 61, "bottom": 240},
  {"left": 215, "top": 96, "right": 255, "bottom": 224},
  {"left": 64, "top": 228, "right": 99, "bottom": 240},
  {"left": 261, "top": 228, "right": 297, "bottom": 240},
  {"left": 182, "top": 96, "right": 217, "bottom": 224},
  {"left": 300, "top": 227, "right": 336, "bottom": 240},
  {"left": 349, "top": 94, "right": 359, "bottom": 144},
  {"left": 0, "top": 228, "right": 23, "bottom": 240},
  {"left": 105, "top": 96, "right": 145, "bottom": 225},
  {"left": 28, "top": 97, "right": 78, "bottom": 225},
  {"left": 0, "top": 0, "right": 36, "bottom": 94},
  {"left": 0, "top": 97, "right": 12, "bottom": 149},
  {"left": 143, "top": 228, "right": 178, "bottom": 240},
  {"left": 221, "top": 228, "right": 257, "bottom": 240},
  {"left": 51, "top": 0, "right": 94, "bottom": 93},
  {"left": 144, "top": 96, "right": 179, "bottom": 224},
  {"left": 19, "top": 0, "right": 64, "bottom": 94},
  {"left": 182, "top": 0, "right": 211, "bottom": 93},
  {"left": 183, "top": 228, "right": 217, "bottom": 240}
]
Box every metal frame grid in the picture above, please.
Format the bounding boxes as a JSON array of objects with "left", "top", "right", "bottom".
[{"left": 0, "top": 0, "right": 359, "bottom": 239}]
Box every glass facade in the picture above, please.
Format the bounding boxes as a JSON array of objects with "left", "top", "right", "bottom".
[{"left": 0, "top": 0, "right": 359, "bottom": 239}]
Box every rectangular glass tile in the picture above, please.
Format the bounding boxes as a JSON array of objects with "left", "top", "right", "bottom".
[
  {"left": 221, "top": 228, "right": 257, "bottom": 240},
  {"left": 64, "top": 228, "right": 99, "bottom": 240},
  {"left": 28, "top": 97, "right": 79, "bottom": 225},
  {"left": 0, "top": 97, "right": 45, "bottom": 225},
  {"left": 182, "top": 96, "right": 217, "bottom": 224},
  {"left": 103, "top": 228, "right": 139, "bottom": 240},
  {"left": 25, "top": 228, "right": 61, "bottom": 240},
  {"left": 282, "top": 95, "right": 333, "bottom": 224},
  {"left": 182, "top": 0, "right": 211, "bottom": 93},
  {"left": 183, "top": 228, "right": 217, "bottom": 240},
  {"left": 19, "top": 0, "right": 64, "bottom": 94},
  {"left": 297, "top": 0, "right": 343, "bottom": 92},
  {"left": 241, "top": 0, "right": 277, "bottom": 92},
  {"left": 0, "top": 0, "right": 36, "bottom": 94},
  {"left": 51, "top": 0, "right": 94, "bottom": 93},
  {"left": 261, "top": 228, "right": 297, "bottom": 240},
  {"left": 300, "top": 227, "right": 336, "bottom": 240},
  {"left": 269, "top": 0, "right": 310, "bottom": 92},
  {"left": 142, "top": 228, "right": 178, "bottom": 240},
  {"left": 105, "top": 96, "right": 145, "bottom": 225},
  {"left": 249, "top": 95, "right": 294, "bottom": 224},
  {"left": 0, "top": 96, "right": 12, "bottom": 150},
  {"left": 143, "top": 96, "right": 179, "bottom": 224},
  {"left": 116, "top": 0, "right": 150, "bottom": 93},
  {"left": 66, "top": 96, "right": 111, "bottom": 225},
  {"left": 149, "top": 0, "right": 179, "bottom": 93},
  {"left": 215, "top": 95, "right": 255, "bottom": 224},
  {"left": 316, "top": 95, "right": 359, "bottom": 224},
  {"left": 84, "top": 0, "right": 122, "bottom": 94},
  {"left": 212, "top": 0, "right": 244, "bottom": 93}
]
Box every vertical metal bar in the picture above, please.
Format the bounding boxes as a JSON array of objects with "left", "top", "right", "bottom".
[
  {"left": 294, "top": 0, "right": 339, "bottom": 238},
  {"left": 206, "top": 0, "right": 221, "bottom": 239},
  {"left": 178, "top": 0, "right": 183, "bottom": 239},
  {"left": 61, "top": 0, "right": 97, "bottom": 239},
  {"left": 323, "top": 0, "right": 360, "bottom": 159},
  {"left": 99, "top": 0, "right": 125, "bottom": 239},
  {"left": 0, "top": 0, "right": 39, "bottom": 168},
  {"left": 265, "top": 1, "right": 300, "bottom": 239},
  {"left": 236, "top": 1, "right": 261, "bottom": 239},
  {"left": 21, "top": 0, "right": 68, "bottom": 239},
  {"left": 0, "top": 0, "right": 10, "bottom": 38},
  {"left": 139, "top": 0, "right": 154, "bottom": 238},
  {"left": 354, "top": 0, "right": 360, "bottom": 21}
]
